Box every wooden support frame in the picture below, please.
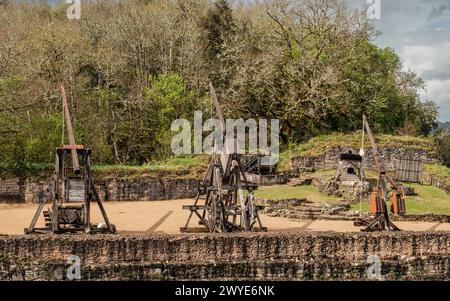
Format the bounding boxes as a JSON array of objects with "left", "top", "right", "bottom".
[
  {"left": 60, "top": 85, "right": 80, "bottom": 174},
  {"left": 181, "top": 83, "right": 267, "bottom": 233},
  {"left": 181, "top": 154, "right": 267, "bottom": 233},
  {"left": 354, "top": 115, "right": 403, "bottom": 232},
  {"left": 25, "top": 148, "right": 115, "bottom": 235},
  {"left": 26, "top": 84, "right": 115, "bottom": 235}
]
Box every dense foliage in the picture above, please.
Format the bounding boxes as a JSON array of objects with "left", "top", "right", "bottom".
[
  {"left": 435, "top": 129, "right": 450, "bottom": 168},
  {"left": 0, "top": 0, "right": 438, "bottom": 165}
]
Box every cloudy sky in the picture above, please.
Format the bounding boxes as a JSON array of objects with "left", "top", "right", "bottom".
[{"left": 347, "top": 0, "right": 450, "bottom": 121}]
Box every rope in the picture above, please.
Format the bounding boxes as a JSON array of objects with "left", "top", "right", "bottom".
[{"left": 360, "top": 116, "right": 365, "bottom": 216}]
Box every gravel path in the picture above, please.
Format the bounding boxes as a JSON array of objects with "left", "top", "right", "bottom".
[{"left": 0, "top": 200, "right": 449, "bottom": 235}]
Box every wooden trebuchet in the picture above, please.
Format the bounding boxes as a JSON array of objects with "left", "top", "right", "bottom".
[
  {"left": 354, "top": 115, "right": 404, "bottom": 232},
  {"left": 25, "top": 84, "right": 115, "bottom": 235},
  {"left": 181, "top": 83, "right": 267, "bottom": 233}
]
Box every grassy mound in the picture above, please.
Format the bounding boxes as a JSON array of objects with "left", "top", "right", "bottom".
[
  {"left": 91, "top": 155, "right": 209, "bottom": 180},
  {"left": 278, "top": 132, "right": 437, "bottom": 171},
  {"left": 423, "top": 164, "right": 450, "bottom": 178}
]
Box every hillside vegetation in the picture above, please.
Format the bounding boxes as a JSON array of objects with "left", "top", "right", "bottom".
[
  {"left": 278, "top": 133, "right": 438, "bottom": 171},
  {"left": 91, "top": 155, "right": 209, "bottom": 180},
  {"left": 0, "top": 0, "right": 437, "bottom": 167},
  {"left": 289, "top": 132, "right": 436, "bottom": 157},
  {"left": 0, "top": 156, "right": 209, "bottom": 180}
]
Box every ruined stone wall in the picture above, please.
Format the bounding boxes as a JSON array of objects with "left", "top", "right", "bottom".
[
  {"left": 95, "top": 178, "right": 198, "bottom": 202},
  {"left": 0, "top": 178, "right": 23, "bottom": 201},
  {"left": 0, "top": 177, "right": 198, "bottom": 203},
  {"left": 423, "top": 174, "right": 450, "bottom": 195},
  {"left": 312, "top": 177, "right": 372, "bottom": 202},
  {"left": 290, "top": 147, "right": 439, "bottom": 172},
  {"left": 0, "top": 232, "right": 449, "bottom": 280}
]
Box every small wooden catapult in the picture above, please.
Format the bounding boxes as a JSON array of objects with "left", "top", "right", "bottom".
[
  {"left": 25, "top": 85, "right": 115, "bottom": 234},
  {"left": 181, "top": 83, "right": 267, "bottom": 233},
  {"left": 354, "top": 115, "right": 405, "bottom": 232}
]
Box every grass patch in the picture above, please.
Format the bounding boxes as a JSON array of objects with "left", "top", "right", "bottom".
[
  {"left": 91, "top": 155, "right": 209, "bottom": 180},
  {"left": 423, "top": 164, "right": 450, "bottom": 178},
  {"left": 146, "top": 155, "right": 209, "bottom": 170},
  {"left": 255, "top": 185, "right": 341, "bottom": 203},
  {"left": 405, "top": 184, "right": 450, "bottom": 215},
  {"left": 0, "top": 156, "right": 210, "bottom": 180},
  {"left": 0, "top": 162, "right": 53, "bottom": 179}
]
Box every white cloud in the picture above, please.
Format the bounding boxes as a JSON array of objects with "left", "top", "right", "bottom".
[
  {"left": 420, "top": 79, "right": 450, "bottom": 120},
  {"left": 401, "top": 45, "right": 436, "bottom": 73},
  {"left": 400, "top": 42, "right": 450, "bottom": 78},
  {"left": 366, "top": 0, "right": 450, "bottom": 121}
]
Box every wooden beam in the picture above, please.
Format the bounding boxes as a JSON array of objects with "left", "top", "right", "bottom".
[
  {"left": 61, "top": 84, "right": 80, "bottom": 174},
  {"left": 209, "top": 82, "right": 230, "bottom": 171},
  {"left": 363, "top": 115, "right": 384, "bottom": 173},
  {"left": 63, "top": 145, "right": 84, "bottom": 150}
]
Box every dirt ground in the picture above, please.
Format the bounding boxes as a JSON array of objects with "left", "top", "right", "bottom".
[{"left": 0, "top": 199, "right": 449, "bottom": 235}]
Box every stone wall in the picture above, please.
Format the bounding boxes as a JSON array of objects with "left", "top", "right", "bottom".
[
  {"left": 312, "top": 177, "right": 372, "bottom": 202},
  {"left": 0, "top": 178, "right": 24, "bottom": 201},
  {"left": 423, "top": 174, "right": 450, "bottom": 195},
  {"left": 0, "top": 176, "right": 198, "bottom": 203},
  {"left": 291, "top": 147, "right": 440, "bottom": 172},
  {"left": 0, "top": 232, "right": 449, "bottom": 280},
  {"left": 95, "top": 178, "right": 198, "bottom": 202}
]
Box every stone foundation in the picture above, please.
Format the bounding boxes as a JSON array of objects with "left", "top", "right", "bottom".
[
  {"left": 95, "top": 178, "right": 198, "bottom": 202},
  {"left": 258, "top": 198, "right": 352, "bottom": 221},
  {"left": 312, "top": 177, "right": 371, "bottom": 202},
  {"left": 0, "top": 178, "right": 24, "bottom": 202},
  {"left": 0, "top": 232, "right": 449, "bottom": 280}
]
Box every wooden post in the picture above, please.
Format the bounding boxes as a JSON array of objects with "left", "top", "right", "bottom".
[{"left": 61, "top": 85, "right": 80, "bottom": 174}]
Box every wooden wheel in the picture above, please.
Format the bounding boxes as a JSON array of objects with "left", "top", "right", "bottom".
[
  {"left": 240, "top": 193, "right": 257, "bottom": 230},
  {"left": 206, "top": 209, "right": 215, "bottom": 232},
  {"left": 206, "top": 194, "right": 217, "bottom": 232},
  {"left": 206, "top": 194, "right": 227, "bottom": 233}
]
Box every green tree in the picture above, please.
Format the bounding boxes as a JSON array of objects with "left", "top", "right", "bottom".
[
  {"left": 435, "top": 129, "right": 450, "bottom": 167},
  {"left": 145, "top": 73, "right": 204, "bottom": 159},
  {"left": 202, "top": 0, "right": 236, "bottom": 88},
  {"left": 0, "top": 0, "right": 440, "bottom": 167}
]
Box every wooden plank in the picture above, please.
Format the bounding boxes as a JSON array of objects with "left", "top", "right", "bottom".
[
  {"left": 26, "top": 202, "right": 46, "bottom": 234},
  {"left": 63, "top": 145, "right": 84, "bottom": 150},
  {"left": 396, "top": 157, "right": 422, "bottom": 183},
  {"left": 209, "top": 83, "right": 230, "bottom": 171}
]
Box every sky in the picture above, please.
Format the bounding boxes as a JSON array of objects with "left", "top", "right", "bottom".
[{"left": 347, "top": 0, "right": 450, "bottom": 122}]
